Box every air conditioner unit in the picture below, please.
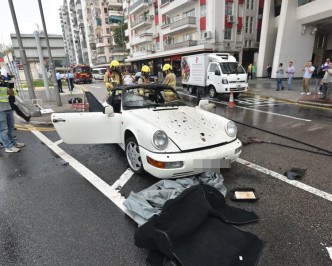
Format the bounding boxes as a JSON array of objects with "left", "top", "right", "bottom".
[
  {"left": 204, "top": 31, "right": 212, "bottom": 39},
  {"left": 227, "top": 15, "right": 234, "bottom": 23},
  {"left": 150, "top": 15, "right": 154, "bottom": 20}
]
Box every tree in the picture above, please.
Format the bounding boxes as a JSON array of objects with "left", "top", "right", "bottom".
[
  {"left": 113, "top": 22, "right": 128, "bottom": 50},
  {"left": 2, "top": 47, "right": 14, "bottom": 56}
]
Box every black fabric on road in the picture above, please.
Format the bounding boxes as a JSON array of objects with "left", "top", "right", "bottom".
[
  {"left": 135, "top": 184, "right": 264, "bottom": 266},
  {"left": 284, "top": 168, "right": 307, "bottom": 180}
]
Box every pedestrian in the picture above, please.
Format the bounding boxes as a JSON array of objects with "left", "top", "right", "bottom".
[
  {"left": 67, "top": 72, "right": 74, "bottom": 91},
  {"left": 252, "top": 62, "right": 257, "bottom": 80},
  {"left": 318, "top": 58, "right": 331, "bottom": 94},
  {"left": 56, "top": 72, "right": 64, "bottom": 93},
  {"left": 104, "top": 60, "right": 123, "bottom": 95},
  {"left": 123, "top": 69, "right": 135, "bottom": 85},
  {"left": 276, "top": 63, "right": 284, "bottom": 91},
  {"left": 301, "top": 61, "right": 315, "bottom": 95},
  {"left": 247, "top": 63, "right": 252, "bottom": 80},
  {"left": 0, "top": 76, "right": 25, "bottom": 153},
  {"left": 285, "top": 61, "right": 295, "bottom": 90},
  {"left": 320, "top": 62, "right": 332, "bottom": 100},
  {"left": 267, "top": 63, "right": 272, "bottom": 78}
]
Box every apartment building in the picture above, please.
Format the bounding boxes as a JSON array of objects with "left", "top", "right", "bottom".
[
  {"left": 60, "top": 0, "right": 127, "bottom": 66},
  {"left": 257, "top": 0, "right": 332, "bottom": 78},
  {"left": 125, "top": 0, "right": 264, "bottom": 74}
]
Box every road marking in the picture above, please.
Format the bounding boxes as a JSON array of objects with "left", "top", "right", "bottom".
[
  {"left": 31, "top": 130, "right": 134, "bottom": 219},
  {"left": 178, "top": 92, "right": 311, "bottom": 121},
  {"left": 92, "top": 86, "right": 101, "bottom": 89},
  {"left": 54, "top": 139, "right": 63, "bottom": 146},
  {"left": 15, "top": 124, "right": 55, "bottom": 132},
  {"left": 236, "top": 158, "right": 332, "bottom": 202},
  {"left": 327, "top": 247, "right": 332, "bottom": 260}
]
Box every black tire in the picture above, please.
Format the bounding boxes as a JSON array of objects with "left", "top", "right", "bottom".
[
  {"left": 233, "top": 92, "right": 240, "bottom": 99},
  {"left": 188, "top": 86, "right": 196, "bottom": 95},
  {"left": 125, "top": 137, "right": 144, "bottom": 174},
  {"left": 209, "top": 86, "right": 217, "bottom": 98}
]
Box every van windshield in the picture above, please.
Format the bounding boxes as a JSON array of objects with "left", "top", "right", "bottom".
[{"left": 219, "top": 63, "right": 245, "bottom": 74}]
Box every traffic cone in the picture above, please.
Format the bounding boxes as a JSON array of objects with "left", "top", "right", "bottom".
[{"left": 227, "top": 90, "right": 236, "bottom": 109}]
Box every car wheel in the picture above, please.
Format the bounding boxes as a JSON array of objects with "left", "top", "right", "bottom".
[
  {"left": 126, "top": 137, "right": 144, "bottom": 174},
  {"left": 188, "top": 86, "right": 196, "bottom": 95},
  {"left": 209, "top": 86, "right": 217, "bottom": 98}
]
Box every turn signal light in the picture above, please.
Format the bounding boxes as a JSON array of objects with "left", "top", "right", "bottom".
[
  {"left": 147, "top": 157, "right": 165, "bottom": 168},
  {"left": 147, "top": 157, "right": 184, "bottom": 169}
]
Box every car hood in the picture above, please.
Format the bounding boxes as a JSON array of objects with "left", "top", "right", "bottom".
[{"left": 130, "top": 106, "right": 234, "bottom": 151}]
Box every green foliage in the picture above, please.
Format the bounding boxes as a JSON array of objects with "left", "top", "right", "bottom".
[
  {"left": 113, "top": 23, "right": 128, "bottom": 49},
  {"left": 2, "top": 47, "right": 14, "bottom": 56}
]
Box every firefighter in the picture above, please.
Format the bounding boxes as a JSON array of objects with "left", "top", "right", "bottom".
[
  {"left": 162, "top": 63, "right": 176, "bottom": 89},
  {"left": 104, "top": 60, "right": 123, "bottom": 95},
  {"left": 138, "top": 65, "right": 151, "bottom": 84}
]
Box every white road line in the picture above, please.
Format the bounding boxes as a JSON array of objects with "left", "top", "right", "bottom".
[
  {"left": 236, "top": 158, "right": 332, "bottom": 202},
  {"left": 110, "top": 168, "right": 134, "bottom": 191},
  {"left": 31, "top": 130, "right": 134, "bottom": 219},
  {"left": 327, "top": 247, "right": 332, "bottom": 260},
  {"left": 54, "top": 139, "right": 63, "bottom": 146},
  {"left": 178, "top": 92, "right": 311, "bottom": 122}
]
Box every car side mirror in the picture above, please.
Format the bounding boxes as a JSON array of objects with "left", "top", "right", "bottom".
[
  {"left": 104, "top": 106, "right": 114, "bottom": 117},
  {"left": 197, "top": 99, "right": 216, "bottom": 113},
  {"left": 215, "top": 69, "right": 221, "bottom": 76}
]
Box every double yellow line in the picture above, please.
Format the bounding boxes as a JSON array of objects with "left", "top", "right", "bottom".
[{"left": 15, "top": 124, "right": 55, "bottom": 132}]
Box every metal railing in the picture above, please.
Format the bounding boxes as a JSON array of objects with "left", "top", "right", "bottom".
[
  {"left": 164, "top": 40, "right": 197, "bottom": 50},
  {"left": 170, "top": 17, "right": 196, "bottom": 30},
  {"left": 129, "top": 0, "right": 149, "bottom": 13}
]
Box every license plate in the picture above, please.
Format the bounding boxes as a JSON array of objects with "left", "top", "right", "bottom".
[
  {"left": 81, "top": 73, "right": 87, "bottom": 76},
  {"left": 236, "top": 84, "right": 241, "bottom": 88}
]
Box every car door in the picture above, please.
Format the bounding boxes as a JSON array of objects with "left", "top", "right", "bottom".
[
  {"left": 52, "top": 112, "right": 122, "bottom": 144},
  {"left": 207, "top": 63, "right": 221, "bottom": 90}
]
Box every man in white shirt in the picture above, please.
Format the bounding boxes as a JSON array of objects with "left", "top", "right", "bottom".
[
  {"left": 320, "top": 63, "right": 332, "bottom": 100},
  {"left": 301, "top": 61, "right": 315, "bottom": 95}
]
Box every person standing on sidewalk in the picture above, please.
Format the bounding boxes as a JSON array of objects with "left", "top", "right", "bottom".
[
  {"left": 276, "top": 63, "right": 284, "bottom": 91},
  {"left": 320, "top": 62, "right": 332, "bottom": 100},
  {"left": 301, "top": 61, "right": 315, "bottom": 95},
  {"left": 0, "top": 77, "right": 25, "bottom": 153},
  {"left": 252, "top": 62, "right": 257, "bottom": 80},
  {"left": 267, "top": 63, "right": 272, "bottom": 78},
  {"left": 286, "top": 61, "right": 295, "bottom": 90},
  {"left": 67, "top": 72, "right": 74, "bottom": 91},
  {"left": 56, "top": 72, "right": 64, "bottom": 93}
]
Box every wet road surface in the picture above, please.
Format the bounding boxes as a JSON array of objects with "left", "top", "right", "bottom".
[{"left": 1, "top": 82, "right": 331, "bottom": 265}]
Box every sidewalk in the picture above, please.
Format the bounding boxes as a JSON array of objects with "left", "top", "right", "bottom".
[{"left": 16, "top": 78, "right": 331, "bottom": 126}]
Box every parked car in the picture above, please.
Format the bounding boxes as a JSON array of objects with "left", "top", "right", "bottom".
[
  {"left": 92, "top": 68, "right": 107, "bottom": 80},
  {"left": 52, "top": 84, "right": 242, "bottom": 179}
]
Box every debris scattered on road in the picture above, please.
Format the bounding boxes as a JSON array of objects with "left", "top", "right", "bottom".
[
  {"left": 61, "top": 160, "right": 69, "bottom": 166},
  {"left": 229, "top": 188, "right": 259, "bottom": 202},
  {"left": 123, "top": 172, "right": 226, "bottom": 226},
  {"left": 135, "top": 184, "right": 264, "bottom": 266},
  {"left": 284, "top": 168, "right": 307, "bottom": 180}
]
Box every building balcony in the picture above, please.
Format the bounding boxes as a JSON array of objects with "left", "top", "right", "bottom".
[
  {"left": 76, "top": 4, "right": 82, "bottom": 13},
  {"left": 131, "top": 50, "right": 153, "bottom": 58},
  {"left": 97, "top": 42, "right": 106, "bottom": 48},
  {"left": 109, "top": 10, "right": 123, "bottom": 18},
  {"left": 131, "top": 33, "right": 153, "bottom": 45},
  {"left": 129, "top": 0, "right": 150, "bottom": 14},
  {"left": 164, "top": 40, "right": 197, "bottom": 51},
  {"left": 160, "top": 0, "right": 196, "bottom": 15},
  {"left": 131, "top": 17, "right": 153, "bottom": 30},
  {"left": 108, "top": 1, "right": 123, "bottom": 9},
  {"left": 168, "top": 17, "right": 196, "bottom": 34}
]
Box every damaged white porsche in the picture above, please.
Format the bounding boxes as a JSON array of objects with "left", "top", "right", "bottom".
[{"left": 52, "top": 85, "right": 242, "bottom": 179}]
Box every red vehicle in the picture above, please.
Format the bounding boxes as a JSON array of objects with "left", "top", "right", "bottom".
[{"left": 71, "top": 64, "right": 92, "bottom": 84}]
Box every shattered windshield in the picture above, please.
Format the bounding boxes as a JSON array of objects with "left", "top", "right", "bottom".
[
  {"left": 219, "top": 62, "right": 245, "bottom": 74},
  {"left": 123, "top": 87, "right": 186, "bottom": 109}
]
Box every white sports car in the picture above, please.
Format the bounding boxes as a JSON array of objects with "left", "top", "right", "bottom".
[{"left": 52, "top": 85, "right": 242, "bottom": 179}]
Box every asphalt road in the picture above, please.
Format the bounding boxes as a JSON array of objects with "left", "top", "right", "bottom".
[{"left": 1, "top": 81, "right": 331, "bottom": 265}]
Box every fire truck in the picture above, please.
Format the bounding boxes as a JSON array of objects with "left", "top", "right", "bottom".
[{"left": 70, "top": 64, "right": 92, "bottom": 84}]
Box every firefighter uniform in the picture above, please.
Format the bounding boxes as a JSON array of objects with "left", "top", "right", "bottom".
[
  {"left": 104, "top": 60, "right": 123, "bottom": 94},
  {"left": 162, "top": 64, "right": 176, "bottom": 89}
]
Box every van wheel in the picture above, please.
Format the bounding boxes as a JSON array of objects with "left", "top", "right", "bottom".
[
  {"left": 188, "top": 86, "right": 196, "bottom": 95},
  {"left": 125, "top": 137, "right": 145, "bottom": 174},
  {"left": 209, "top": 86, "right": 217, "bottom": 98}
]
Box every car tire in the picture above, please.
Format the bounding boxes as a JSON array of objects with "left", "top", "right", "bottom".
[
  {"left": 209, "top": 86, "right": 217, "bottom": 98},
  {"left": 188, "top": 86, "right": 196, "bottom": 95},
  {"left": 125, "top": 137, "right": 145, "bottom": 174}
]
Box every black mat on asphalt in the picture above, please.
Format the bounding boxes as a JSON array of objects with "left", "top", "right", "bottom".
[{"left": 135, "top": 184, "right": 264, "bottom": 266}]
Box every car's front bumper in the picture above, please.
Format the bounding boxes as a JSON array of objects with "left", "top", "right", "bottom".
[{"left": 140, "top": 139, "right": 242, "bottom": 179}]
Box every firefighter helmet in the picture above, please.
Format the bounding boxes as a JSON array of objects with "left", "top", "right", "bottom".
[
  {"left": 162, "top": 63, "right": 173, "bottom": 72},
  {"left": 110, "top": 60, "right": 120, "bottom": 71}
]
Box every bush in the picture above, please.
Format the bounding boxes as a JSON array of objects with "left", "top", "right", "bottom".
[{"left": 22, "top": 79, "right": 65, "bottom": 88}]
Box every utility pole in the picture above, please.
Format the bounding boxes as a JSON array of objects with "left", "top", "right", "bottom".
[
  {"left": 37, "top": 0, "right": 62, "bottom": 106},
  {"left": 8, "top": 0, "right": 36, "bottom": 101}
]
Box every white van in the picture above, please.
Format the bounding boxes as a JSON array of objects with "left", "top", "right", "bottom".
[
  {"left": 92, "top": 68, "right": 107, "bottom": 80},
  {"left": 181, "top": 53, "right": 248, "bottom": 98}
]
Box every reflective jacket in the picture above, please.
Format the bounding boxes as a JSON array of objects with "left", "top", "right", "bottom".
[
  {"left": 0, "top": 87, "right": 9, "bottom": 103},
  {"left": 162, "top": 73, "right": 176, "bottom": 89}
]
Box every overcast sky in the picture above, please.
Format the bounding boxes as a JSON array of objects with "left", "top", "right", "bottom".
[{"left": 2, "top": 0, "right": 63, "bottom": 46}]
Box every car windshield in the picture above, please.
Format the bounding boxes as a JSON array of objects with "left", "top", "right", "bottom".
[
  {"left": 219, "top": 62, "right": 246, "bottom": 74},
  {"left": 123, "top": 87, "right": 186, "bottom": 109},
  {"left": 75, "top": 67, "right": 91, "bottom": 73}
]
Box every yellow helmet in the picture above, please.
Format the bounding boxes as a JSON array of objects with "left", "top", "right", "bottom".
[
  {"left": 141, "top": 65, "right": 151, "bottom": 73},
  {"left": 110, "top": 60, "right": 120, "bottom": 71},
  {"left": 162, "top": 63, "right": 173, "bottom": 71}
]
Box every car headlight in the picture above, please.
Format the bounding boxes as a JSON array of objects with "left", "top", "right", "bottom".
[
  {"left": 222, "top": 77, "right": 228, "bottom": 84},
  {"left": 153, "top": 130, "right": 168, "bottom": 150},
  {"left": 225, "top": 121, "right": 237, "bottom": 137}
]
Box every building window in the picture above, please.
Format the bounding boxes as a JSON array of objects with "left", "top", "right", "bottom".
[
  {"left": 249, "top": 40, "right": 252, "bottom": 47},
  {"left": 104, "top": 8, "right": 107, "bottom": 13},
  {"left": 237, "top": 28, "right": 242, "bottom": 35},
  {"left": 251, "top": 0, "right": 254, "bottom": 9},
  {"left": 98, "top": 47, "right": 105, "bottom": 54},
  {"left": 249, "top": 17, "right": 253, "bottom": 33},
  {"left": 156, "top": 42, "right": 160, "bottom": 50},
  {"left": 183, "top": 9, "right": 195, "bottom": 18},
  {"left": 246, "top": 0, "right": 250, "bottom": 9},
  {"left": 225, "top": 2, "right": 233, "bottom": 15},
  {"left": 172, "top": 14, "right": 180, "bottom": 22},
  {"left": 184, "top": 33, "right": 194, "bottom": 41},
  {"left": 200, "top": 30, "right": 206, "bottom": 39},
  {"left": 200, "top": 4, "right": 206, "bottom": 18},
  {"left": 105, "top": 18, "right": 109, "bottom": 24},
  {"left": 107, "top": 38, "right": 112, "bottom": 44},
  {"left": 106, "top": 28, "right": 110, "bottom": 34},
  {"left": 224, "top": 28, "right": 231, "bottom": 40},
  {"left": 245, "top": 16, "right": 249, "bottom": 33}
]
